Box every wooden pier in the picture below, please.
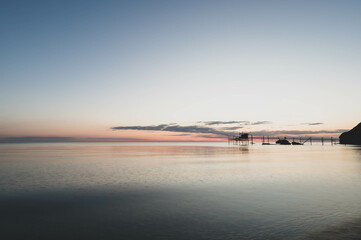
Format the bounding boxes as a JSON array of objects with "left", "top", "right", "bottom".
[{"left": 228, "top": 133, "right": 338, "bottom": 146}]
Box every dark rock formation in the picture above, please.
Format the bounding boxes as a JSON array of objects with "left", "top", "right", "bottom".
[{"left": 339, "top": 122, "right": 361, "bottom": 145}]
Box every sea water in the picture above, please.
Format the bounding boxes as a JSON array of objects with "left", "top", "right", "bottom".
[{"left": 1, "top": 142, "right": 361, "bottom": 239}]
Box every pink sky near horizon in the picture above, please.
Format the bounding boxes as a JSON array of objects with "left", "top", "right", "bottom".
[{"left": 0, "top": 119, "right": 353, "bottom": 142}]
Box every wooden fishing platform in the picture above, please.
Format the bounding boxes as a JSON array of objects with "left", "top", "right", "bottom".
[{"left": 228, "top": 133, "right": 338, "bottom": 146}]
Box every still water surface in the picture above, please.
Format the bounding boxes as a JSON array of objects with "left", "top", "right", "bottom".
[{"left": 1, "top": 142, "right": 361, "bottom": 239}]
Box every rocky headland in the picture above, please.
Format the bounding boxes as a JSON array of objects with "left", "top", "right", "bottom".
[{"left": 339, "top": 122, "right": 361, "bottom": 145}]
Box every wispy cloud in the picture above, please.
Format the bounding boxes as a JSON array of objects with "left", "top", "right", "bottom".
[
  {"left": 302, "top": 122, "right": 324, "bottom": 126},
  {"left": 251, "top": 121, "right": 272, "bottom": 125},
  {"left": 200, "top": 121, "right": 246, "bottom": 125},
  {"left": 86, "top": 138, "right": 146, "bottom": 141},
  {"left": 111, "top": 123, "right": 345, "bottom": 138},
  {"left": 200, "top": 121, "right": 272, "bottom": 126},
  {"left": 111, "top": 124, "right": 168, "bottom": 131},
  {"left": 251, "top": 129, "right": 346, "bottom": 136},
  {"left": 220, "top": 126, "right": 243, "bottom": 130},
  {"left": 112, "top": 124, "right": 232, "bottom": 136},
  {"left": 196, "top": 134, "right": 227, "bottom": 139},
  {"left": 168, "top": 133, "right": 191, "bottom": 136}
]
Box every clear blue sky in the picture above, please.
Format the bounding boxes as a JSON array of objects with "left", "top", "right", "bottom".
[{"left": 1, "top": 0, "right": 361, "bottom": 140}]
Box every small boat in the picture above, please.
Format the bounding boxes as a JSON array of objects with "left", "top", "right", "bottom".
[
  {"left": 291, "top": 141, "right": 303, "bottom": 145},
  {"left": 276, "top": 138, "right": 291, "bottom": 145}
]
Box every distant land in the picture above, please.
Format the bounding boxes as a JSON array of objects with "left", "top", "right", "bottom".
[
  {"left": 339, "top": 122, "right": 361, "bottom": 145},
  {"left": 0, "top": 137, "right": 147, "bottom": 143}
]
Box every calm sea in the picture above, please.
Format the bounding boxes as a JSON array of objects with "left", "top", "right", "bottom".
[{"left": 1, "top": 142, "right": 361, "bottom": 239}]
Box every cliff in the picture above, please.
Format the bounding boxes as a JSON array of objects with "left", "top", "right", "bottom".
[{"left": 339, "top": 122, "right": 361, "bottom": 145}]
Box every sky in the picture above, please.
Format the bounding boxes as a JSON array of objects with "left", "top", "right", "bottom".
[{"left": 1, "top": 0, "right": 361, "bottom": 142}]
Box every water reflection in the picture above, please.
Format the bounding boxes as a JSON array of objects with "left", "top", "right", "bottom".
[
  {"left": 0, "top": 143, "right": 361, "bottom": 239},
  {"left": 302, "top": 218, "right": 361, "bottom": 239}
]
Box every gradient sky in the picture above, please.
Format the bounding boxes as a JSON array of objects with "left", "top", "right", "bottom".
[{"left": 1, "top": 0, "right": 361, "bottom": 141}]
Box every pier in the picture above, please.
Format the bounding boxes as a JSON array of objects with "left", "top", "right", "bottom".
[{"left": 228, "top": 133, "right": 338, "bottom": 146}]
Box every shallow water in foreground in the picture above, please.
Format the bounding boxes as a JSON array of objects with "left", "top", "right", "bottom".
[{"left": 1, "top": 142, "right": 361, "bottom": 239}]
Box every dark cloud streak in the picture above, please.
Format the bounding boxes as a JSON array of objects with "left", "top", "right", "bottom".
[
  {"left": 200, "top": 121, "right": 272, "bottom": 126},
  {"left": 112, "top": 124, "right": 232, "bottom": 136},
  {"left": 201, "top": 121, "right": 246, "bottom": 125},
  {"left": 220, "top": 126, "right": 243, "bottom": 130},
  {"left": 251, "top": 129, "right": 346, "bottom": 136},
  {"left": 303, "top": 122, "right": 324, "bottom": 126},
  {"left": 112, "top": 123, "right": 345, "bottom": 138},
  {"left": 251, "top": 121, "right": 272, "bottom": 125}
]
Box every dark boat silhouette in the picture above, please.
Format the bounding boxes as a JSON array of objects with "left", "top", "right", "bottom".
[
  {"left": 276, "top": 138, "right": 291, "bottom": 145},
  {"left": 291, "top": 141, "right": 303, "bottom": 145}
]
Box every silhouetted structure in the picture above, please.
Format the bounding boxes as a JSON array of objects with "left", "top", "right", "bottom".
[
  {"left": 229, "top": 133, "right": 253, "bottom": 145},
  {"left": 339, "top": 122, "right": 361, "bottom": 145},
  {"left": 276, "top": 138, "right": 291, "bottom": 145},
  {"left": 229, "top": 134, "right": 337, "bottom": 145}
]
